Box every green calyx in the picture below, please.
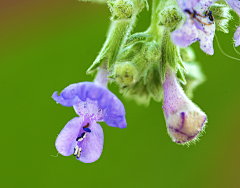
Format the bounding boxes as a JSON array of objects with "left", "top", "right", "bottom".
[
  {"left": 121, "top": 64, "right": 163, "bottom": 106},
  {"left": 158, "top": 5, "right": 183, "bottom": 30},
  {"left": 87, "top": 0, "right": 150, "bottom": 74},
  {"left": 113, "top": 62, "right": 137, "bottom": 85},
  {"left": 112, "top": 40, "right": 161, "bottom": 86},
  {"left": 210, "top": 3, "right": 232, "bottom": 33},
  {"left": 108, "top": 0, "right": 133, "bottom": 20},
  {"left": 160, "top": 29, "right": 182, "bottom": 83},
  {"left": 87, "top": 20, "right": 131, "bottom": 73}
]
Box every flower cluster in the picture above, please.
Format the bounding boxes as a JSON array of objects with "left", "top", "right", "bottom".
[{"left": 52, "top": 0, "right": 240, "bottom": 163}]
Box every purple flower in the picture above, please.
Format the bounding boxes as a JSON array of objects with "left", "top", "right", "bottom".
[
  {"left": 162, "top": 65, "right": 207, "bottom": 144},
  {"left": 52, "top": 67, "right": 126, "bottom": 163},
  {"left": 171, "top": 0, "right": 216, "bottom": 55},
  {"left": 225, "top": 0, "right": 240, "bottom": 47}
]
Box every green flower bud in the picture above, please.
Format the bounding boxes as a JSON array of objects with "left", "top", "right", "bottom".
[
  {"left": 113, "top": 41, "right": 160, "bottom": 86},
  {"left": 113, "top": 62, "right": 137, "bottom": 85},
  {"left": 145, "top": 64, "right": 163, "bottom": 102},
  {"left": 180, "top": 47, "right": 196, "bottom": 62},
  {"left": 109, "top": 0, "right": 133, "bottom": 20},
  {"left": 122, "top": 79, "right": 150, "bottom": 106},
  {"left": 121, "top": 64, "right": 163, "bottom": 106},
  {"left": 142, "top": 41, "right": 161, "bottom": 63},
  {"left": 158, "top": 5, "right": 183, "bottom": 30},
  {"left": 210, "top": 3, "right": 232, "bottom": 33}
]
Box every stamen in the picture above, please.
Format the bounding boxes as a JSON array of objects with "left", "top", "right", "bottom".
[
  {"left": 76, "top": 132, "right": 86, "bottom": 141},
  {"left": 185, "top": 8, "right": 214, "bottom": 25},
  {"left": 83, "top": 127, "right": 91, "bottom": 132},
  {"left": 83, "top": 123, "right": 89, "bottom": 128},
  {"left": 77, "top": 148, "right": 82, "bottom": 158},
  {"left": 74, "top": 146, "right": 79, "bottom": 156}
]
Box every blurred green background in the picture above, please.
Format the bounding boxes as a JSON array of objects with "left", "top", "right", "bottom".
[{"left": 1, "top": 0, "right": 240, "bottom": 187}]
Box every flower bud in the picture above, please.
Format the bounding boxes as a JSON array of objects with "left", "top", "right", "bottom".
[
  {"left": 158, "top": 5, "right": 183, "bottom": 30},
  {"left": 121, "top": 64, "right": 163, "bottom": 106},
  {"left": 162, "top": 65, "right": 207, "bottom": 144},
  {"left": 109, "top": 0, "right": 133, "bottom": 20},
  {"left": 142, "top": 41, "right": 161, "bottom": 63},
  {"left": 113, "top": 62, "right": 137, "bottom": 85},
  {"left": 113, "top": 41, "right": 160, "bottom": 86}
]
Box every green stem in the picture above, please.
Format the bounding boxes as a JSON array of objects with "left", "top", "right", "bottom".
[{"left": 149, "top": 0, "right": 161, "bottom": 33}]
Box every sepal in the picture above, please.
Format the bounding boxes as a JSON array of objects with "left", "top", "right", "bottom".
[
  {"left": 108, "top": 0, "right": 133, "bottom": 20},
  {"left": 210, "top": 3, "right": 232, "bottom": 33},
  {"left": 158, "top": 5, "right": 183, "bottom": 30},
  {"left": 112, "top": 41, "right": 160, "bottom": 86},
  {"left": 177, "top": 64, "right": 187, "bottom": 85},
  {"left": 121, "top": 64, "right": 163, "bottom": 106},
  {"left": 161, "top": 30, "right": 181, "bottom": 82},
  {"left": 124, "top": 33, "right": 151, "bottom": 47}
]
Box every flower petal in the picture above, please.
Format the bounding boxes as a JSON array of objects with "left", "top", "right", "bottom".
[
  {"left": 52, "top": 91, "right": 78, "bottom": 107},
  {"left": 53, "top": 82, "right": 127, "bottom": 128},
  {"left": 171, "top": 18, "right": 198, "bottom": 48},
  {"left": 194, "top": 0, "right": 217, "bottom": 13},
  {"left": 177, "top": 0, "right": 200, "bottom": 11},
  {"left": 61, "top": 84, "right": 77, "bottom": 99},
  {"left": 225, "top": 1, "right": 240, "bottom": 47},
  {"left": 234, "top": 26, "right": 240, "bottom": 47},
  {"left": 162, "top": 66, "right": 207, "bottom": 144},
  {"left": 104, "top": 95, "right": 126, "bottom": 128},
  {"left": 225, "top": 0, "right": 240, "bottom": 16},
  {"left": 197, "top": 29, "right": 214, "bottom": 55},
  {"left": 77, "top": 121, "right": 103, "bottom": 163},
  {"left": 55, "top": 117, "right": 84, "bottom": 156}
]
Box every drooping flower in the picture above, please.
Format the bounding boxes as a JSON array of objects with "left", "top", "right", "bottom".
[
  {"left": 171, "top": 0, "right": 216, "bottom": 55},
  {"left": 225, "top": 0, "right": 240, "bottom": 47},
  {"left": 162, "top": 65, "right": 207, "bottom": 144},
  {"left": 52, "top": 67, "right": 126, "bottom": 163}
]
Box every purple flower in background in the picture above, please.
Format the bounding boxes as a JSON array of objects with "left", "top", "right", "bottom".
[
  {"left": 225, "top": 0, "right": 240, "bottom": 47},
  {"left": 52, "top": 68, "right": 126, "bottom": 163},
  {"left": 162, "top": 65, "right": 207, "bottom": 144},
  {"left": 171, "top": 0, "right": 216, "bottom": 55}
]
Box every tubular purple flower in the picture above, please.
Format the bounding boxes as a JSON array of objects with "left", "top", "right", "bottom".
[
  {"left": 52, "top": 67, "right": 126, "bottom": 163},
  {"left": 162, "top": 65, "right": 207, "bottom": 144},
  {"left": 225, "top": 0, "right": 240, "bottom": 47},
  {"left": 171, "top": 0, "right": 216, "bottom": 55}
]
